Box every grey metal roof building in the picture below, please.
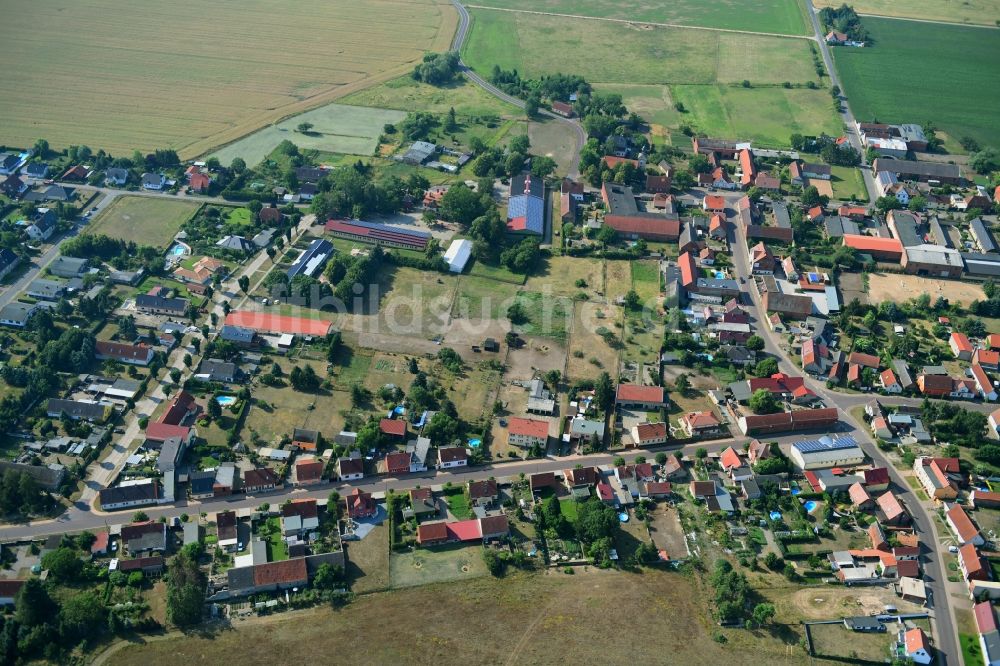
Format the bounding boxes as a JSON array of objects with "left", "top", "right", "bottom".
[
  {"left": 824, "top": 216, "right": 859, "bottom": 237},
  {"left": 970, "top": 218, "right": 997, "bottom": 254},
  {"left": 286, "top": 238, "right": 333, "bottom": 279},
  {"left": 963, "top": 253, "right": 1000, "bottom": 277}
]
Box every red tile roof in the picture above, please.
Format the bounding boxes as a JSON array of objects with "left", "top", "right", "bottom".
[
  {"left": 960, "top": 542, "right": 986, "bottom": 578},
  {"left": 438, "top": 446, "right": 468, "bottom": 463},
  {"left": 842, "top": 234, "right": 904, "bottom": 257},
  {"left": 703, "top": 195, "right": 725, "bottom": 210},
  {"left": 604, "top": 215, "right": 680, "bottom": 239},
  {"left": 616, "top": 384, "right": 665, "bottom": 404},
  {"left": 951, "top": 331, "right": 973, "bottom": 353},
  {"left": 91, "top": 531, "right": 110, "bottom": 554},
  {"left": 0, "top": 579, "right": 25, "bottom": 597},
  {"left": 976, "top": 600, "right": 998, "bottom": 634},
  {"left": 417, "top": 521, "right": 449, "bottom": 544},
  {"left": 281, "top": 499, "right": 318, "bottom": 520},
  {"left": 863, "top": 468, "right": 889, "bottom": 486},
  {"left": 974, "top": 349, "right": 1000, "bottom": 366},
  {"left": 95, "top": 340, "right": 153, "bottom": 363},
  {"left": 385, "top": 451, "right": 410, "bottom": 473},
  {"left": 848, "top": 352, "right": 880, "bottom": 368},
  {"left": 161, "top": 390, "right": 196, "bottom": 426},
  {"left": 144, "top": 422, "right": 190, "bottom": 442},
  {"left": 253, "top": 558, "right": 308, "bottom": 586},
  {"left": 849, "top": 482, "right": 872, "bottom": 506},
  {"left": 947, "top": 503, "right": 981, "bottom": 543},
  {"left": 678, "top": 251, "right": 697, "bottom": 287},
  {"left": 379, "top": 418, "right": 407, "bottom": 437},
  {"left": 683, "top": 410, "right": 719, "bottom": 430},
  {"left": 747, "top": 373, "right": 805, "bottom": 394},
  {"left": 602, "top": 156, "right": 639, "bottom": 169},
  {"left": 468, "top": 479, "right": 498, "bottom": 500},
  {"left": 633, "top": 421, "right": 667, "bottom": 442},
  {"left": 904, "top": 628, "right": 930, "bottom": 656},
  {"left": 720, "top": 446, "right": 742, "bottom": 470},
  {"left": 345, "top": 488, "right": 376, "bottom": 518},
  {"left": 877, "top": 491, "right": 906, "bottom": 521},
  {"left": 295, "top": 459, "right": 324, "bottom": 482},
  {"left": 507, "top": 416, "right": 549, "bottom": 439}
]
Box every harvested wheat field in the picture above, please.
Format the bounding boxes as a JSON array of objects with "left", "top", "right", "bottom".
[
  {"left": 0, "top": 0, "right": 455, "bottom": 157},
  {"left": 104, "top": 569, "right": 809, "bottom": 665}
]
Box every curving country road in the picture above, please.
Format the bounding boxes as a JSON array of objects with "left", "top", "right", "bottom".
[
  {"left": 724, "top": 198, "right": 959, "bottom": 664},
  {"left": 802, "top": 0, "right": 879, "bottom": 202},
  {"left": 449, "top": 0, "right": 586, "bottom": 179}
]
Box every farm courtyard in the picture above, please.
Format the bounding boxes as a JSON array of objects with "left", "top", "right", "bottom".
[{"left": 0, "top": 0, "right": 456, "bottom": 157}]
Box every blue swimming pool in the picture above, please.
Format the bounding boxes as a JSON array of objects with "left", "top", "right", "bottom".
[
  {"left": 169, "top": 244, "right": 186, "bottom": 256},
  {"left": 215, "top": 396, "right": 236, "bottom": 407},
  {"left": 769, "top": 511, "right": 782, "bottom": 521},
  {"left": 394, "top": 405, "right": 406, "bottom": 416},
  {"left": 804, "top": 500, "right": 818, "bottom": 512},
  {"left": 468, "top": 438, "right": 482, "bottom": 448},
  {"left": 618, "top": 512, "right": 629, "bottom": 523},
  {"left": 715, "top": 271, "right": 725, "bottom": 279},
  {"left": 791, "top": 488, "right": 801, "bottom": 496}
]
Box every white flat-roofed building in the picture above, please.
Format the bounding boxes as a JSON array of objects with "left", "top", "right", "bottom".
[{"left": 443, "top": 239, "right": 473, "bottom": 273}]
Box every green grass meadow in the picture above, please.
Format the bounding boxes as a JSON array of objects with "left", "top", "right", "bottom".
[
  {"left": 210, "top": 103, "right": 407, "bottom": 166},
  {"left": 670, "top": 85, "right": 842, "bottom": 147},
  {"left": 467, "top": 0, "right": 809, "bottom": 34},
  {"left": 463, "top": 9, "right": 821, "bottom": 86},
  {"left": 834, "top": 18, "right": 1000, "bottom": 148}
]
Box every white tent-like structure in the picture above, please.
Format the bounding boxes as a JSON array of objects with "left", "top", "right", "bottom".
[{"left": 443, "top": 239, "right": 473, "bottom": 273}]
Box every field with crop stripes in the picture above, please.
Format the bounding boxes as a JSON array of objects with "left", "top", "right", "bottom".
[
  {"left": 834, "top": 18, "right": 1000, "bottom": 148},
  {"left": 0, "top": 0, "right": 454, "bottom": 158}
]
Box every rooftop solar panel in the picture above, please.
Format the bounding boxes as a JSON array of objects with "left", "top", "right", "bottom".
[{"left": 792, "top": 435, "right": 858, "bottom": 454}]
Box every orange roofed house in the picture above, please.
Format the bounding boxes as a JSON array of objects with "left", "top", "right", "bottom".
[
  {"left": 616, "top": 384, "right": 666, "bottom": 410},
  {"left": 841, "top": 234, "right": 903, "bottom": 262},
  {"left": 293, "top": 457, "right": 324, "bottom": 485},
  {"left": 345, "top": 488, "right": 377, "bottom": 519},
  {"left": 681, "top": 411, "right": 723, "bottom": 439},
  {"left": 506, "top": 417, "right": 549, "bottom": 449}
]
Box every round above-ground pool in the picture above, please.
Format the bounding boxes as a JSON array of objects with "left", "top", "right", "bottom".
[
  {"left": 790, "top": 488, "right": 801, "bottom": 496},
  {"left": 393, "top": 405, "right": 406, "bottom": 416},
  {"left": 215, "top": 395, "right": 236, "bottom": 407},
  {"left": 769, "top": 510, "right": 782, "bottom": 521},
  {"left": 804, "top": 500, "right": 818, "bottom": 512},
  {"left": 618, "top": 512, "right": 629, "bottom": 523},
  {"left": 468, "top": 438, "right": 482, "bottom": 448}
]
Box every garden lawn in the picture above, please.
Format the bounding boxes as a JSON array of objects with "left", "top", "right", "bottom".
[
  {"left": 85, "top": 196, "right": 200, "bottom": 249},
  {"left": 452, "top": 274, "right": 520, "bottom": 320},
  {"left": 829, "top": 165, "right": 868, "bottom": 202},
  {"left": 558, "top": 498, "right": 580, "bottom": 523},
  {"left": 631, "top": 260, "right": 660, "bottom": 304},
  {"left": 443, "top": 488, "right": 472, "bottom": 519},
  {"left": 510, "top": 291, "right": 572, "bottom": 341},
  {"left": 834, "top": 18, "right": 1000, "bottom": 148}
]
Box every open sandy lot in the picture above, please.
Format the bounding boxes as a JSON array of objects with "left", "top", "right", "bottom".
[{"left": 868, "top": 272, "right": 985, "bottom": 306}]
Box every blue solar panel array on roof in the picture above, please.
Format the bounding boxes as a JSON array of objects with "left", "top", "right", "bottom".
[
  {"left": 792, "top": 435, "right": 858, "bottom": 454},
  {"left": 507, "top": 194, "right": 544, "bottom": 234},
  {"left": 347, "top": 218, "right": 431, "bottom": 239}
]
